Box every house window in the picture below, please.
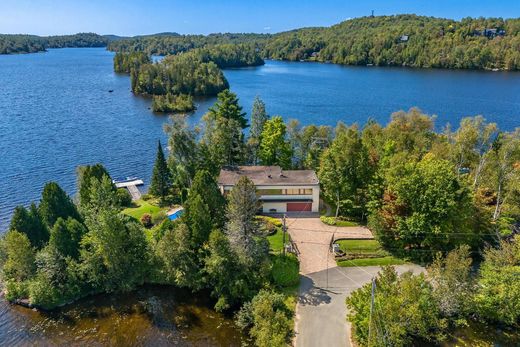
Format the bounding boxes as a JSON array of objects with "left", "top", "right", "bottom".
[
  {"left": 283, "top": 188, "right": 313, "bottom": 195},
  {"left": 257, "top": 189, "right": 283, "bottom": 195}
]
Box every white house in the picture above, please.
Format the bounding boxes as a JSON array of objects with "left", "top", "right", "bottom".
[{"left": 217, "top": 166, "right": 320, "bottom": 213}]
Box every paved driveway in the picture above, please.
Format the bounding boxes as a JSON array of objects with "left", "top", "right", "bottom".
[
  {"left": 286, "top": 218, "right": 372, "bottom": 275},
  {"left": 286, "top": 218, "right": 423, "bottom": 347}
]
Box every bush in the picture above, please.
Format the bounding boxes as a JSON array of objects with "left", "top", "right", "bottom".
[
  {"left": 236, "top": 289, "right": 294, "bottom": 347},
  {"left": 141, "top": 194, "right": 152, "bottom": 201},
  {"left": 271, "top": 254, "right": 299, "bottom": 287},
  {"left": 152, "top": 211, "right": 167, "bottom": 225},
  {"left": 320, "top": 216, "right": 337, "bottom": 225},
  {"left": 116, "top": 188, "right": 132, "bottom": 207},
  {"left": 4, "top": 280, "right": 29, "bottom": 301},
  {"left": 140, "top": 213, "right": 152, "bottom": 227}
]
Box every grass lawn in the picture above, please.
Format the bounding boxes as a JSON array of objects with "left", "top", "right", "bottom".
[
  {"left": 267, "top": 228, "right": 288, "bottom": 254},
  {"left": 122, "top": 199, "right": 166, "bottom": 220},
  {"left": 320, "top": 216, "right": 361, "bottom": 227},
  {"left": 335, "top": 239, "right": 408, "bottom": 267},
  {"left": 337, "top": 256, "right": 407, "bottom": 267}
]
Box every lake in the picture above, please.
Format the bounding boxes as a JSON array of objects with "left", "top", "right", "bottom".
[
  {"left": 1, "top": 47, "right": 520, "bottom": 233},
  {"left": 0, "top": 285, "right": 245, "bottom": 346}
]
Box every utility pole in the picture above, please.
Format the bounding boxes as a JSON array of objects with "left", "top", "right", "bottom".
[
  {"left": 282, "top": 214, "right": 287, "bottom": 257},
  {"left": 368, "top": 277, "right": 376, "bottom": 346}
]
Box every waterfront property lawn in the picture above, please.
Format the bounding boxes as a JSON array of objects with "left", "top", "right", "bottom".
[
  {"left": 320, "top": 216, "right": 360, "bottom": 227},
  {"left": 337, "top": 256, "right": 407, "bottom": 267},
  {"left": 267, "top": 229, "right": 287, "bottom": 253},
  {"left": 122, "top": 199, "right": 166, "bottom": 220},
  {"left": 335, "top": 239, "right": 408, "bottom": 267}
]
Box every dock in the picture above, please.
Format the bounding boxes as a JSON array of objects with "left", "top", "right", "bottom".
[{"left": 113, "top": 178, "right": 144, "bottom": 201}]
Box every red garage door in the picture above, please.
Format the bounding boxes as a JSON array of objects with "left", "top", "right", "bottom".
[{"left": 287, "top": 202, "right": 312, "bottom": 212}]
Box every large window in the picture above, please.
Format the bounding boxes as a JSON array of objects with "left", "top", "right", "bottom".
[{"left": 257, "top": 188, "right": 313, "bottom": 196}]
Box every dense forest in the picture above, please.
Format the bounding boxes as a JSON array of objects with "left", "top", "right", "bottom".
[
  {"left": 108, "top": 15, "right": 520, "bottom": 70},
  {"left": 5, "top": 15, "right": 520, "bottom": 70},
  {"left": 0, "top": 33, "right": 108, "bottom": 54},
  {"left": 116, "top": 44, "right": 263, "bottom": 100},
  {"left": 107, "top": 33, "right": 269, "bottom": 55}
]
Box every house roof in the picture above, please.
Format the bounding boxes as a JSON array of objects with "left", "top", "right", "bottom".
[{"left": 218, "top": 166, "right": 319, "bottom": 186}]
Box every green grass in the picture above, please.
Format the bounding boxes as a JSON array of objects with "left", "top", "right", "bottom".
[
  {"left": 336, "top": 239, "right": 381, "bottom": 253},
  {"left": 271, "top": 254, "right": 300, "bottom": 288},
  {"left": 266, "top": 228, "right": 288, "bottom": 254},
  {"left": 335, "top": 239, "right": 408, "bottom": 267},
  {"left": 337, "top": 256, "right": 407, "bottom": 267},
  {"left": 320, "top": 216, "right": 360, "bottom": 227},
  {"left": 122, "top": 199, "right": 166, "bottom": 220}
]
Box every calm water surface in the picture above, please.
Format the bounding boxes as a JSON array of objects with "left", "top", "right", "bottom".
[
  {"left": 1, "top": 47, "right": 520, "bottom": 346},
  {"left": 0, "top": 285, "right": 244, "bottom": 346}
]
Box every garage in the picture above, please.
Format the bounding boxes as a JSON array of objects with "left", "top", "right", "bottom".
[{"left": 287, "top": 202, "right": 312, "bottom": 212}]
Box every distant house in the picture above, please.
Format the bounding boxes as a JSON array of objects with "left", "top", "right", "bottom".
[
  {"left": 474, "top": 28, "right": 506, "bottom": 38},
  {"left": 217, "top": 166, "right": 320, "bottom": 213},
  {"left": 400, "top": 35, "right": 409, "bottom": 42}
]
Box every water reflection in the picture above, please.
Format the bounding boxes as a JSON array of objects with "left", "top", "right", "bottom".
[{"left": 0, "top": 285, "right": 245, "bottom": 346}]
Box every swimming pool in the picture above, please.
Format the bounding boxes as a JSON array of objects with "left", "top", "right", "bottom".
[{"left": 168, "top": 209, "right": 184, "bottom": 221}]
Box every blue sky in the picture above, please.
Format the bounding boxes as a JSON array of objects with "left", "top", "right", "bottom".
[{"left": 1, "top": 0, "right": 519, "bottom": 36}]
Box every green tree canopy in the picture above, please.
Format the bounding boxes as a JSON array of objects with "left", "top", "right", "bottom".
[
  {"left": 258, "top": 116, "right": 293, "bottom": 169},
  {"left": 39, "top": 182, "right": 80, "bottom": 227},
  {"left": 149, "top": 140, "right": 172, "bottom": 202},
  {"left": 9, "top": 203, "right": 49, "bottom": 248}
]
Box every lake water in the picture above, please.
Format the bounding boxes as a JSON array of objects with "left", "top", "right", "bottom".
[
  {"left": 1, "top": 47, "right": 520, "bottom": 233},
  {"left": 0, "top": 285, "right": 245, "bottom": 346}
]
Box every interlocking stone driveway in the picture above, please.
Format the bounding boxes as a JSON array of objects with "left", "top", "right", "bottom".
[
  {"left": 286, "top": 218, "right": 423, "bottom": 347},
  {"left": 286, "top": 218, "right": 373, "bottom": 275}
]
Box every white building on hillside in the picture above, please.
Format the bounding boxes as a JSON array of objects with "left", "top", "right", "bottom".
[{"left": 217, "top": 166, "right": 320, "bottom": 213}]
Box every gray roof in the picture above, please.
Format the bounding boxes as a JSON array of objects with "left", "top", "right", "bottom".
[{"left": 218, "top": 166, "right": 319, "bottom": 186}]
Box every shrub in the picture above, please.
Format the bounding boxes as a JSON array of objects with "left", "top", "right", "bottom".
[
  {"left": 152, "top": 211, "right": 167, "bottom": 225},
  {"left": 116, "top": 188, "right": 132, "bottom": 207},
  {"left": 320, "top": 216, "right": 337, "bottom": 226},
  {"left": 271, "top": 254, "right": 299, "bottom": 287},
  {"left": 140, "top": 213, "right": 152, "bottom": 227},
  {"left": 236, "top": 289, "right": 294, "bottom": 347}
]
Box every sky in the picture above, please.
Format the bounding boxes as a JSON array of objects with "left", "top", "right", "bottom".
[{"left": 1, "top": 0, "right": 519, "bottom": 36}]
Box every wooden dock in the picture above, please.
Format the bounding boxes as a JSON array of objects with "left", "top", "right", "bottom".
[{"left": 113, "top": 178, "right": 144, "bottom": 201}]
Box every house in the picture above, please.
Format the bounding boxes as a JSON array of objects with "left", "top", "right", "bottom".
[
  {"left": 400, "top": 35, "right": 409, "bottom": 42},
  {"left": 217, "top": 166, "right": 320, "bottom": 213}
]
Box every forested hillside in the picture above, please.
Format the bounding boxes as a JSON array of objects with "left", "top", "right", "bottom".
[
  {"left": 108, "top": 15, "right": 520, "bottom": 70},
  {"left": 0, "top": 33, "right": 108, "bottom": 54},
  {"left": 264, "top": 15, "right": 520, "bottom": 70},
  {"left": 107, "top": 33, "right": 269, "bottom": 55}
]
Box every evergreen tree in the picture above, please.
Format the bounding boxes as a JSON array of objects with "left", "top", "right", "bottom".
[
  {"left": 248, "top": 96, "right": 269, "bottom": 164},
  {"left": 225, "top": 176, "right": 267, "bottom": 263},
  {"left": 49, "top": 217, "right": 87, "bottom": 259},
  {"left": 206, "top": 89, "right": 248, "bottom": 129},
  {"left": 203, "top": 90, "right": 247, "bottom": 166},
  {"left": 184, "top": 194, "right": 212, "bottom": 247},
  {"left": 189, "top": 170, "right": 226, "bottom": 227},
  {"left": 39, "top": 182, "right": 80, "bottom": 227},
  {"left": 9, "top": 203, "right": 49, "bottom": 248},
  {"left": 149, "top": 140, "right": 172, "bottom": 202},
  {"left": 77, "top": 164, "right": 113, "bottom": 207}
]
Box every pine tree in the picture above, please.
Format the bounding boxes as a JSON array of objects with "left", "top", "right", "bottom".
[
  {"left": 9, "top": 203, "right": 49, "bottom": 248},
  {"left": 250, "top": 96, "right": 268, "bottom": 139},
  {"left": 248, "top": 96, "right": 269, "bottom": 164},
  {"left": 39, "top": 182, "right": 80, "bottom": 227},
  {"left": 149, "top": 140, "right": 172, "bottom": 202}
]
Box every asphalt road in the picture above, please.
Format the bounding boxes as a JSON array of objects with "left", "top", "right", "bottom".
[{"left": 286, "top": 218, "right": 423, "bottom": 347}]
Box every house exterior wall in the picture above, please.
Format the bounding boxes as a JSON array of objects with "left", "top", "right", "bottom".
[{"left": 221, "top": 184, "right": 320, "bottom": 213}]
